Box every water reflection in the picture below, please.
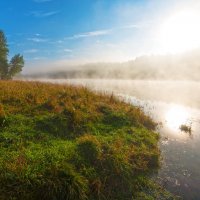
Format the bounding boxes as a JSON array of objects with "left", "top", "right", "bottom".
[
  {"left": 165, "top": 105, "right": 190, "bottom": 131},
  {"left": 128, "top": 99, "right": 200, "bottom": 199}
]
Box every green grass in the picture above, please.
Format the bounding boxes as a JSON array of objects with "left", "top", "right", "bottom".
[{"left": 0, "top": 80, "right": 177, "bottom": 200}]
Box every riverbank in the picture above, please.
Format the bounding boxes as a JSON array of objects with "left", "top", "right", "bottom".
[
  {"left": 21, "top": 78, "right": 200, "bottom": 109},
  {"left": 0, "top": 81, "right": 176, "bottom": 199}
]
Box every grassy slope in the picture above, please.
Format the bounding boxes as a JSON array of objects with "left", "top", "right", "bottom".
[{"left": 0, "top": 81, "right": 176, "bottom": 200}]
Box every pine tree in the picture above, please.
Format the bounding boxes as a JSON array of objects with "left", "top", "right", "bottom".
[{"left": 0, "top": 30, "right": 24, "bottom": 80}]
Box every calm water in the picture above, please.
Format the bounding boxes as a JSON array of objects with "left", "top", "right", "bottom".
[
  {"left": 30, "top": 79, "right": 200, "bottom": 199},
  {"left": 128, "top": 97, "right": 200, "bottom": 200}
]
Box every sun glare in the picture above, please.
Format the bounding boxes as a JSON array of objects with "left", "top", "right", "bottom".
[
  {"left": 159, "top": 10, "right": 200, "bottom": 53},
  {"left": 165, "top": 105, "right": 190, "bottom": 131}
]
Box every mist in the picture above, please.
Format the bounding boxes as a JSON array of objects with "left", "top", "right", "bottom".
[{"left": 22, "top": 48, "right": 200, "bottom": 81}]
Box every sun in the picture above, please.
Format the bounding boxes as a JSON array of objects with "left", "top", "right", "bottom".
[{"left": 159, "top": 10, "right": 200, "bottom": 53}]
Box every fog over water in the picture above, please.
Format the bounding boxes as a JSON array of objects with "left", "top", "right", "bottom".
[
  {"left": 28, "top": 78, "right": 200, "bottom": 109},
  {"left": 24, "top": 49, "right": 200, "bottom": 81},
  {"left": 23, "top": 49, "right": 200, "bottom": 111}
]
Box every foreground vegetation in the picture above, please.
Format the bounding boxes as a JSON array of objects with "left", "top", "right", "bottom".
[{"left": 0, "top": 81, "right": 176, "bottom": 199}]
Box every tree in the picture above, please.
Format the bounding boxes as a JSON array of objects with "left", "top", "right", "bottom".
[{"left": 0, "top": 30, "right": 24, "bottom": 80}]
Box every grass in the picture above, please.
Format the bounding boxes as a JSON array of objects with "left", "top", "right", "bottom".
[
  {"left": 179, "top": 124, "right": 192, "bottom": 134},
  {"left": 0, "top": 80, "right": 177, "bottom": 200}
]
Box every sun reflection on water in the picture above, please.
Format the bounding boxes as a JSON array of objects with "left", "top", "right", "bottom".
[{"left": 165, "top": 105, "right": 190, "bottom": 131}]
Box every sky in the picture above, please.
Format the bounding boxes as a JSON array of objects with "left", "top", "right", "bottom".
[{"left": 0, "top": 0, "right": 200, "bottom": 73}]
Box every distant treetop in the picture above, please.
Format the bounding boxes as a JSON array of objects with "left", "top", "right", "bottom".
[{"left": 0, "top": 30, "right": 24, "bottom": 80}]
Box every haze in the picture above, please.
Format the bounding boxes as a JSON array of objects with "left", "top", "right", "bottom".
[{"left": 1, "top": 0, "right": 200, "bottom": 74}]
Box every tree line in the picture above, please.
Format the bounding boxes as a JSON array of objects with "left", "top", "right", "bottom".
[{"left": 0, "top": 30, "right": 24, "bottom": 80}]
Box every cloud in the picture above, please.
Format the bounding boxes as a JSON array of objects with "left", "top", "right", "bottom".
[
  {"left": 33, "top": 0, "right": 53, "bottom": 3},
  {"left": 24, "top": 49, "right": 38, "bottom": 53},
  {"left": 57, "top": 40, "right": 64, "bottom": 44},
  {"left": 65, "top": 24, "right": 145, "bottom": 41},
  {"left": 121, "top": 23, "right": 150, "bottom": 29},
  {"left": 29, "top": 10, "right": 59, "bottom": 17},
  {"left": 64, "top": 49, "right": 73, "bottom": 52},
  {"left": 66, "top": 29, "right": 112, "bottom": 40},
  {"left": 27, "top": 37, "right": 48, "bottom": 42},
  {"left": 32, "top": 56, "right": 47, "bottom": 60}
]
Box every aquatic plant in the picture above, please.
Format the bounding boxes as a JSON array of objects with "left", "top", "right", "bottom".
[{"left": 179, "top": 124, "right": 192, "bottom": 134}]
